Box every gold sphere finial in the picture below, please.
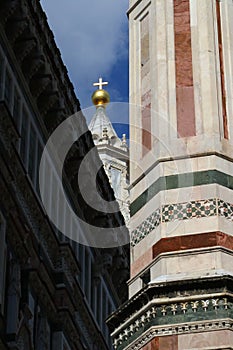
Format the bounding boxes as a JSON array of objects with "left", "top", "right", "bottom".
[
  {"left": 92, "top": 77, "right": 110, "bottom": 108},
  {"left": 92, "top": 89, "right": 110, "bottom": 107}
]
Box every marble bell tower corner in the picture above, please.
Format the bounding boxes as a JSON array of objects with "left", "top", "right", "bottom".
[{"left": 108, "top": 1, "right": 233, "bottom": 349}]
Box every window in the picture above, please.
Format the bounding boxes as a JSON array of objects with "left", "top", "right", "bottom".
[
  {"left": 20, "top": 109, "right": 29, "bottom": 167},
  {"left": 52, "top": 332, "right": 71, "bottom": 350},
  {"left": 0, "top": 57, "right": 4, "bottom": 99},
  {"left": 0, "top": 212, "right": 6, "bottom": 315},
  {"left": 91, "top": 262, "right": 96, "bottom": 313},
  {"left": 56, "top": 188, "right": 65, "bottom": 241},
  {"left": 41, "top": 159, "right": 52, "bottom": 217},
  {"left": 28, "top": 124, "right": 37, "bottom": 184},
  {"left": 36, "top": 313, "right": 51, "bottom": 350},
  {"left": 6, "top": 253, "right": 21, "bottom": 335},
  {"left": 36, "top": 141, "right": 43, "bottom": 194},
  {"left": 102, "top": 288, "right": 107, "bottom": 336},
  {"left": 111, "top": 167, "right": 121, "bottom": 199},
  {"left": 78, "top": 244, "right": 84, "bottom": 289},
  {"left": 28, "top": 291, "right": 35, "bottom": 343},
  {"left": 96, "top": 283, "right": 102, "bottom": 325},
  {"left": 13, "top": 88, "right": 21, "bottom": 126},
  {"left": 84, "top": 247, "right": 91, "bottom": 301},
  {"left": 50, "top": 172, "right": 61, "bottom": 233},
  {"left": 64, "top": 199, "right": 71, "bottom": 243},
  {"left": 4, "top": 69, "right": 12, "bottom": 107}
]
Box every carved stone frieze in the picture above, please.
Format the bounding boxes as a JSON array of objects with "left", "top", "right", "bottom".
[
  {"left": 0, "top": 0, "right": 20, "bottom": 25},
  {"left": 5, "top": 17, "right": 28, "bottom": 44},
  {"left": 14, "top": 36, "right": 37, "bottom": 64},
  {"left": 22, "top": 52, "right": 45, "bottom": 81},
  {"left": 29, "top": 73, "right": 51, "bottom": 99}
]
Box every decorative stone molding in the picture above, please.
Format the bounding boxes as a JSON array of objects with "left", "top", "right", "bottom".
[
  {"left": 119, "top": 319, "right": 233, "bottom": 350},
  {"left": 112, "top": 296, "right": 233, "bottom": 349},
  {"left": 0, "top": 0, "right": 80, "bottom": 135}
]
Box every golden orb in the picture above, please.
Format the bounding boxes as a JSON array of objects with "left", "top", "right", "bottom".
[{"left": 92, "top": 89, "right": 110, "bottom": 107}]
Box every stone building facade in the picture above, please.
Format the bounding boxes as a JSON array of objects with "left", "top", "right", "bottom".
[
  {"left": 0, "top": 0, "right": 129, "bottom": 349},
  {"left": 108, "top": 0, "right": 233, "bottom": 349}
]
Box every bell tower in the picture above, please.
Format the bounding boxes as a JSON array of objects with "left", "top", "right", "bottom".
[
  {"left": 108, "top": 1, "right": 233, "bottom": 349},
  {"left": 89, "top": 78, "right": 130, "bottom": 226}
]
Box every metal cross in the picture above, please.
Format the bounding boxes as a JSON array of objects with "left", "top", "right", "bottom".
[{"left": 93, "top": 77, "right": 108, "bottom": 90}]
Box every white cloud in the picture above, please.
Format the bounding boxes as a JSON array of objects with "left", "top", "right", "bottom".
[{"left": 40, "top": 0, "right": 129, "bottom": 108}]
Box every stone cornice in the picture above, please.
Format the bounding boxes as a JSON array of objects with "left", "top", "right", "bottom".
[
  {"left": 0, "top": 0, "right": 80, "bottom": 134},
  {"left": 107, "top": 275, "right": 233, "bottom": 332},
  {"left": 129, "top": 151, "right": 233, "bottom": 191},
  {"left": 121, "top": 319, "right": 233, "bottom": 350},
  {"left": 97, "top": 144, "right": 129, "bottom": 161},
  {"left": 111, "top": 292, "right": 233, "bottom": 349},
  {"left": 26, "top": 0, "right": 80, "bottom": 112}
]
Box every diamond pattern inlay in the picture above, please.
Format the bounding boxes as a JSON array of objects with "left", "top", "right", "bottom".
[
  {"left": 131, "top": 198, "right": 232, "bottom": 246},
  {"left": 218, "top": 199, "right": 233, "bottom": 221},
  {"left": 131, "top": 209, "right": 160, "bottom": 246},
  {"left": 162, "top": 198, "right": 216, "bottom": 222}
]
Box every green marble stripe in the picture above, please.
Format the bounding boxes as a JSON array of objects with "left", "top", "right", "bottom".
[{"left": 130, "top": 170, "right": 233, "bottom": 216}]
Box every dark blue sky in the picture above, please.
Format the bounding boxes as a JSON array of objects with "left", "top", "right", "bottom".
[{"left": 40, "top": 0, "right": 129, "bottom": 112}]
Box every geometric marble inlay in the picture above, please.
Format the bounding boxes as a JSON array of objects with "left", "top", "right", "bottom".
[
  {"left": 162, "top": 198, "right": 216, "bottom": 222},
  {"left": 131, "top": 198, "right": 232, "bottom": 246},
  {"left": 131, "top": 209, "right": 160, "bottom": 246},
  {"left": 218, "top": 199, "right": 233, "bottom": 221}
]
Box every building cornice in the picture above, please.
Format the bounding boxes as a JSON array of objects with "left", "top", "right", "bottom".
[
  {"left": 120, "top": 320, "right": 233, "bottom": 350},
  {"left": 107, "top": 274, "right": 233, "bottom": 330}
]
